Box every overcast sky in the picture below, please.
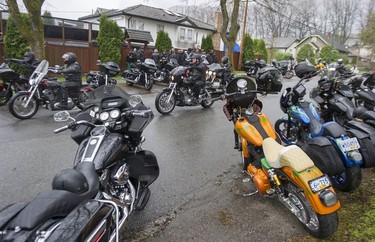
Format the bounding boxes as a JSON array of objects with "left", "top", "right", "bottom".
[{"left": 42, "top": 0, "right": 191, "bottom": 20}]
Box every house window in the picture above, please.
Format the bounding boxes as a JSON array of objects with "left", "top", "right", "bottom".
[
  {"left": 179, "top": 27, "right": 193, "bottom": 42},
  {"left": 157, "top": 24, "right": 164, "bottom": 32},
  {"left": 138, "top": 21, "right": 144, "bottom": 30},
  {"left": 187, "top": 29, "right": 193, "bottom": 41},
  {"left": 130, "top": 19, "right": 136, "bottom": 29},
  {"left": 179, "top": 27, "right": 186, "bottom": 41}
]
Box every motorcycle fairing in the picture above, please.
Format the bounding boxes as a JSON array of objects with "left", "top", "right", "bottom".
[
  {"left": 328, "top": 94, "right": 355, "bottom": 120},
  {"left": 235, "top": 113, "right": 278, "bottom": 147},
  {"left": 282, "top": 166, "right": 340, "bottom": 215}
]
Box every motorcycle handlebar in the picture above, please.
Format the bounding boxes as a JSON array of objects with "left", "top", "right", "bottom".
[
  {"left": 54, "top": 120, "right": 95, "bottom": 133},
  {"left": 122, "top": 109, "right": 152, "bottom": 118}
]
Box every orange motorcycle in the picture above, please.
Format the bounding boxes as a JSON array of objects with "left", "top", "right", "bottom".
[{"left": 222, "top": 77, "right": 340, "bottom": 239}]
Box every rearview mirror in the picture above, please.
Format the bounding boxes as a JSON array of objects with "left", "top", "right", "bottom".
[{"left": 54, "top": 111, "right": 71, "bottom": 122}]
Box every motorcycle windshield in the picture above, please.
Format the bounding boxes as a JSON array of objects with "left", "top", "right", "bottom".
[
  {"left": 208, "top": 63, "right": 223, "bottom": 71},
  {"left": 83, "top": 85, "right": 132, "bottom": 109}
]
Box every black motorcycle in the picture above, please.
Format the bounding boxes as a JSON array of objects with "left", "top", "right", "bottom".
[
  {"left": 244, "top": 60, "right": 258, "bottom": 77},
  {"left": 122, "top": 58, "right": 157, "bottom": 90},
  {"left": 152, "top": 57, "right": 179, "bottom": 84},
  {"left": 272, "top": 60, "right": 294, "bottom": 79},
  {"left": 0, "top": 58, "right": 35, "bottom": 106},
  {"left": 8, "top": 60, "right": 93, "bottom": 119},
  {"left": 154, "top": 66, "right": 215, "bottom": 115},
  {"left": 86, "top": 61, "right": 120, "bottom": 88},
  {"left": 205, "top": 63, "right": 235, "bottom": 97},
  {"left": 0, "top": 84, "right": 159, "bottom": 241}
]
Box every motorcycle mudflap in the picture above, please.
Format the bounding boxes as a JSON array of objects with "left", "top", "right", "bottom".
[
  {"left": 300, "top": 136, "right": 345, "bottom": 176},
  {"left": 126, "top": 150, "right": 159, "bottom": 187},
  {"left": 47, "top": 201, "right": 113, "bottom": 242},
  {"left": 346, "top": 121, "right": 375, "bottom": 168}
]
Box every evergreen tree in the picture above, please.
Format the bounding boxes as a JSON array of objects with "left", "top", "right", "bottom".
[
  {"left": 155, "top": 30, "right": 172, "bottom": 54},
  {"left": 243, "top": 34, "right": 254, "bottom": 62},
  {"left": 297, "top": 44, "right": 315, "bottom": 62},
  {"left": 4, "top": 16, "right": 29, "bottom": 59},
  {"left": 253, "top": 39, "right": 268, "bottom": 61},
  {"left": 201, "top": 34, "right": 214, "bottom": 52},
  {"left": 319, "top": 45, "right": 339, "bottom": 64},
  {"left": 97, "top": 15, "right": 124, "bottom": 64}
]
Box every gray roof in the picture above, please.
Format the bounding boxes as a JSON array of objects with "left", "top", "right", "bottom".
[
  {"left": 265, "top": 37, "right": 298, "bottom": 49},
  {"left": 301, "top": 33, "right": 349, "bottom": 53},
  {"left": 126, "top": 29, "right": 153, "bottom": 44},
  {"left": 79, "top": 4, "right": 215, "bottom": 31}
]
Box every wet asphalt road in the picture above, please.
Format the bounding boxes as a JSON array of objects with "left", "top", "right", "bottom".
[{"left": 0, "top": 77, "right": 320, "bottom": 241}]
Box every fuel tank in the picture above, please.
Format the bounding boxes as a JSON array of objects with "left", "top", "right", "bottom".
[{"left": 235, "top": 113, "right": 278, "bottom": 147}]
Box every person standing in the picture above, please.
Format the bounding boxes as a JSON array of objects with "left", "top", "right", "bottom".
[{"left": 126, "top": 49, "right": 137, "bottom": 69}]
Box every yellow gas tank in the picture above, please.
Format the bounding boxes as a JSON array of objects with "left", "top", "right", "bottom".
[{"left": 235, "top": 113, "right": 278, "bottom": 147}]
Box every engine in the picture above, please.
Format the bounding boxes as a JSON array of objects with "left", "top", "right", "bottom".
[
  {"left": 107, "top": 163, "right": 134, "bottom": 206},
  {"left": 42, "top": 89, "right": 56, "bottom": 102}
]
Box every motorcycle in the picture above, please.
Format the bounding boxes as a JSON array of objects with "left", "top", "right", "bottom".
[
  {"left": 155, "top": 65, "right": 229, "bottom": 115},
  {"left": 244, "top": 60, "right": 258, "bottom": 77},
  {"left": 222, "top": 77, "right": 340, "bottom": 239},
  {"left": 272, "top": 60, "right": 294, "bottom": 79},
  {"left": 0, "top": 84, "right": 159, "bottom": 241},
  {"left": 152, "top": 57, "right": 179, "bottom": 84},
  {"left": 122, "top": 58, "right": 157, "bottom": 90},
  {"left": 86, "top": 60, "right": 120, "bottom": 88},
  {"left": 274, "top": 63, "right": 363, "bottom": 192},
  {"left": 205, "top": 63, "right": 235, "bottom": 98},
  {"left": 0, "top": 58, "right": 35, "bottom": 106},
  {"left": 8, "top": 60, "right": 93, "bottom": 119}
]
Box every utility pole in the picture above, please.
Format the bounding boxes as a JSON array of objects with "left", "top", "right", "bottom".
[{"left": 238, "top": 0, "right": 249, "bottom": 71}]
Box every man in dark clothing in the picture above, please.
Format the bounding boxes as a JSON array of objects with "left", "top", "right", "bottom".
[
  {"left": 55, "top": 52, "right": 82, "bottom": 109},
  {"left": 189, "top": 54, "right": 207, "bottom": 100},
  {"left": 151, "top": 49, "right": 161, "bottom": 64},
  {"left": 206, "top": 49, "right": 218, "bottom": 64},
  {"left": 126, "top": 49, "right": 137, "bottom": 69},
  {"left": 176, "top": 49, "right": 187, "bottom": 66}
]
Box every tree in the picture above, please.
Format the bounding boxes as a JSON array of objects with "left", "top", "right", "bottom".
[
  {"left": 201, "top": 34, "right": 214, "bottom": 52},
  {"left": 361, "top": 13, "right": 375, "bottom": 51},
  {"left": 243, "top": 34, "right": 254, "bottom": 62},
  {"left": 97, "top": 15, "right": 124, "bottom": 64},
  {"left": 155, "top": 30, "right": 172, "bottom": 54},
  {"left": 253, "top": 39, "right": 268, "bottom": 61},
  {"left": 319, "top": 45, "right": 339, "bottom": 64},
  {"left": 220, "top": 0, "right": 241, "bottom": 69},
  {"left": 275, "top": 52, "right": 292, "bottom": 61},
  {"left": 4, "top": 15, "right": 29, "bottom": 59},
  {"left": 6, "top": 0, "right": 45, "bottom": 59},
  {"left": 42, "top": 10, "right": 54, "bottom": 26},
  {"left": 296, "top": 44, "right": 315, "bottom": 62}
]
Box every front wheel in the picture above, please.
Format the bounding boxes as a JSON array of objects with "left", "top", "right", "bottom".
[
  {"left": 155, "top": 90, "right": 176, "bottom": 115},
  {"left": 331, "top": 166, "right": 362, "bottom": 192},
  {"left": 274, "top": 118, "right": 299, "bottom": 144},
  {"left": 200, "top": 92, "right": 213, "bottom": 108},
  {"left": 285, "top": 185, "right": 339, "bottom": 238},
  {"left": 284, "top": 70, "right": 294, "bottom": 79},
  {"left": 144, "top": 76, "right": 154, "bottom": 91},
  {"left": 76, "top": 91, "right": 89, "bottom": 110},
  {"left": 8, "top": 93, "right": 39, "bottom": 119}
]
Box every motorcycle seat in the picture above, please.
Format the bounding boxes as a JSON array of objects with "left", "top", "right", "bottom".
[
  {"left": 8, "top": 162, "right": 99, "bottom": 230},
  {"left": 262, "top": 137, "right": 314, "bottom": 172},
  {"left": 353, "top": 107, "right": 375, "bottom": 122}
]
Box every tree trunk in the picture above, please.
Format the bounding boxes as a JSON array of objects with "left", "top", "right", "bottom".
[{"left": 6, "top": 0, "right": 45, "bottom": 59}]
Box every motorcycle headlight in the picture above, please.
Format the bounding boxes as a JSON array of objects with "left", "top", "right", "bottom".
[
  {"left": 171, "top": 76, "right": 174, "bottom": 81},
  {"left": 208, "top": 71, "right": 213, "bottom": 76},
  {"left": 29, "top": 78, "right": 36, "bottom": 85},
  {"left": 110, "top": 109, "right": 120, "bottom": 119},
  {"left": 99, "top": 111, "right": 109, "bottom": 121}
]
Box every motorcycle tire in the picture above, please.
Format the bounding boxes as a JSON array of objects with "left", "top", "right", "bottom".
[
  {"left": 0, "top": 84, "right": 12, "bottom": 106},
  {"left": 155, "top": 90, "right": 176, "bottom": 115},
  {"left": 285, "top": 184, "right": 339, "bottom": 239},
  {"left": 274, "top": 118, "right": 299, "bottom": 144},
  {"left": 284, "top": 71, "right": 294, "bottom": 79},
  {"left": 8, "top": 93, "right": 39, "bottom": 119},
  {"left": 200, "top": 94, "right": 213, "bottom": 108},
  {"left": 144, "top": 78, "right": 154, "bottom": 91},
  {"left": 76, "top": 91, "right": 89, "bottom": 110},
  {"left": 331, "top": 166, "right": 362, "bottom": 192},
  {"left": 125, "top": 80, "right": 134, "bottom": 86}
]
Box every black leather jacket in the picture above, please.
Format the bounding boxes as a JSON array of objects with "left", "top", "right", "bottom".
[
  {"left": 189, "top": 61, "right": 207, "bottom": 81},
  {"left": 61, "top": 62, "right": 82, "bottom": 84}
]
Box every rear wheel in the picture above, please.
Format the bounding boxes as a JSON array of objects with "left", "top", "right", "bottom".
[
  {"left": 285, "top": 184, "right": 339, "bottom": 238},
  {"left": 155, "top": 90, "right": 176, "bottom": 115},
  {"left": 331, "top": 166, "right": 362, "bottom": 192},
  {"left": 8, "top": 93, "right": 39, "bottom": 119},
  {"left": 0, "top": 84, "right": 12, "bottom": 106}
]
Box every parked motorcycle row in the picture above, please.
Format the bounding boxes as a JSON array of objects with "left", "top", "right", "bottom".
[{"left": 1, "top": 55, "right": 375, "bottom": 240}]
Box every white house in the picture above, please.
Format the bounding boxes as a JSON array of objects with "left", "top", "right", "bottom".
[{"left": 79, "top": 4, "right": 216, "bottom": 50}]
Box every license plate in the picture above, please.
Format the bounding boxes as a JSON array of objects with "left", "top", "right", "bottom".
[
  {"left": 336, "top": 137, "right": 360, "bottom": 152},
  {"left": 309, "top": 175, "right": 331, "bottom": 193}
]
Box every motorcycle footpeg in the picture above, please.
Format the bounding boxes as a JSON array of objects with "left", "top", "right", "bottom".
[{"left": 135, "top": 187, "right": 151, "bottom": 211}]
